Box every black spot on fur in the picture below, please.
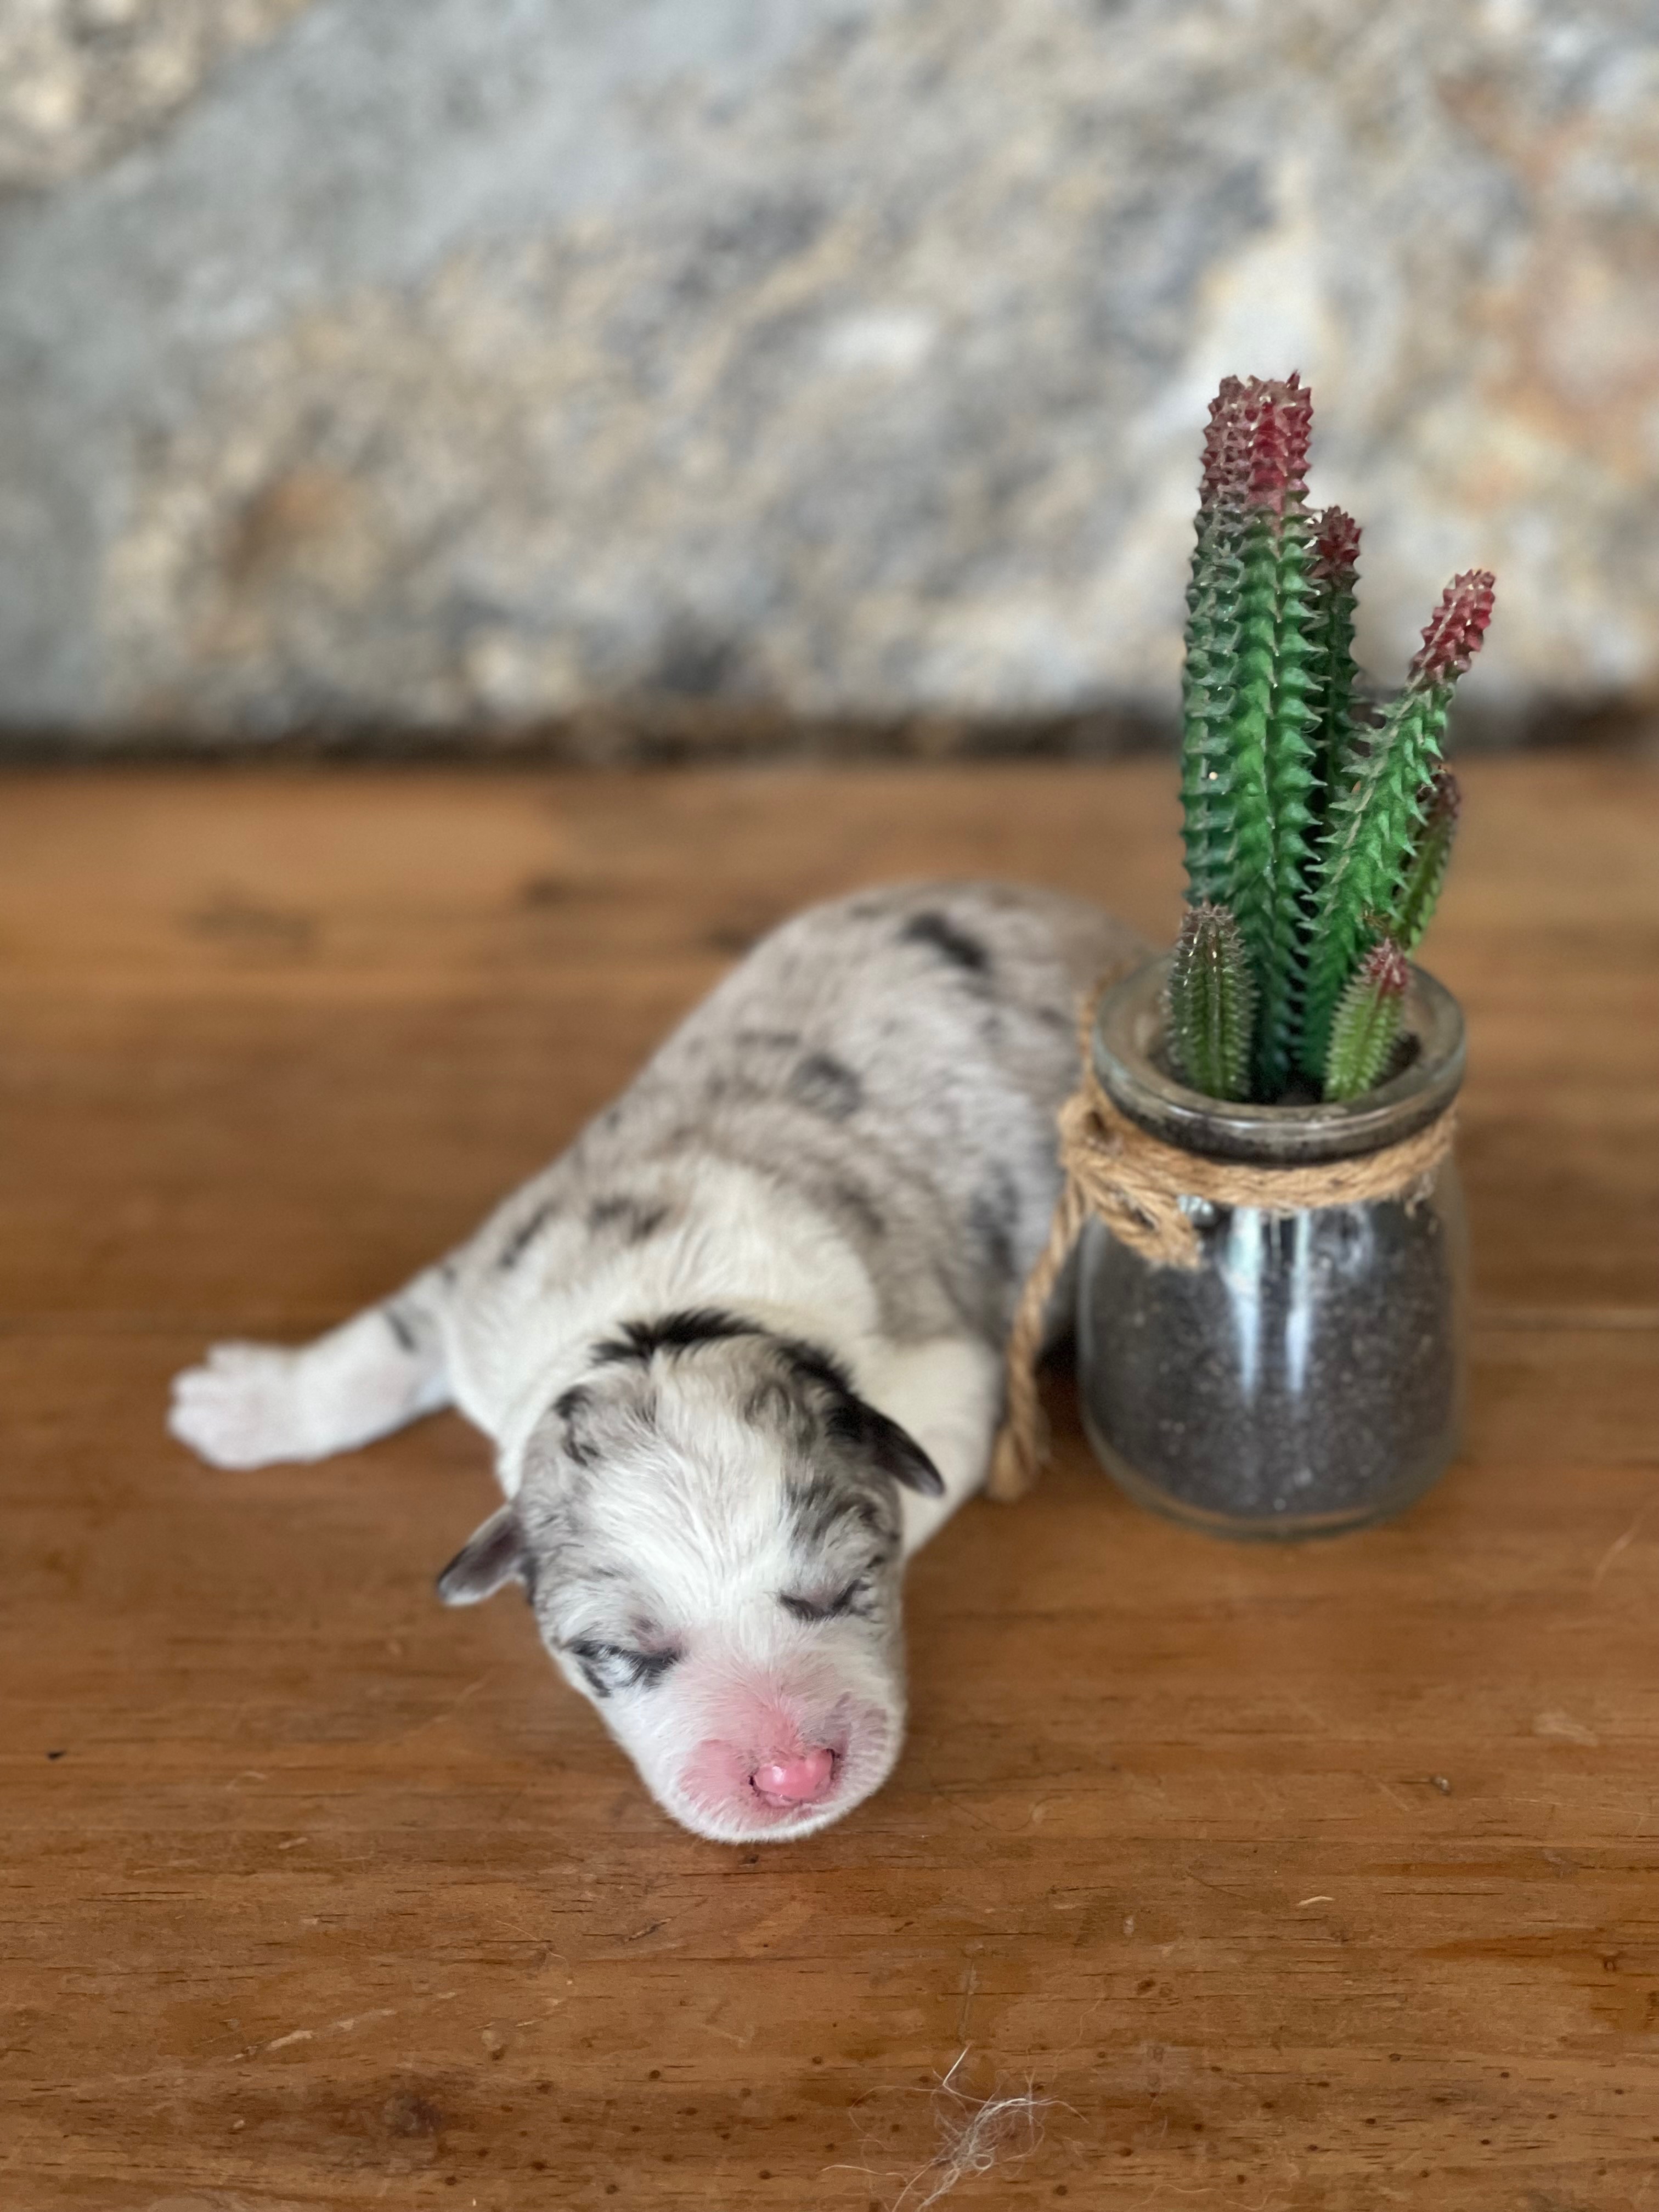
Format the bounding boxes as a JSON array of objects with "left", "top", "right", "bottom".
[
  {"left": 827, "top": 1178, "right": 887, "bottom": 1240},
  {"left": 771, "top": 1334, "right": 855, "bottom": 1398},
  {"left": 968, "top": 1196, "right": 1014, "bottom": 1279},
  {"left": 586, "top": 1195, "right": 671, "bottom": 1243},
  {"left": 552, "top": 1384, "right": 600, "bottom": 1467},
  {"left": 496, "top": 1198, "right": 558, "bottom": 1272},
  {"left": 968, "top": 1165, "right": 1021, "bottom": 1282},
  {"left": 591, "top": 1308, "right": 759, "bottom": 1367},
  {"left": 735, "top": 1026, "right": 802, "bottom": 1051},
  {"left": 383, "top": 1305, "right": 417, "bottom": 1355},
  {"left": 702, "top": 1070, "right": 769, "bottom": 1108},
  {"left": 901, "top": 910, "right": 992, "bottom": 979},
  {"left": 788, "top": 1051, "right": 864, "bottom": 1121}
]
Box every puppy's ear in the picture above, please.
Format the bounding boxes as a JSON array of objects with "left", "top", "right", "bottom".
[
  {"left": 436, "top": 1505, "right": 531, "bottom": 1606},
  {"left": 825, "top": 1392, "right": 945, "bottom": 1498}
]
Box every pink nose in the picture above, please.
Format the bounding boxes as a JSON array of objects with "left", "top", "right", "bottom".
[{"left": 751, "top": 1748, "right": 836, "bottom": 1805}]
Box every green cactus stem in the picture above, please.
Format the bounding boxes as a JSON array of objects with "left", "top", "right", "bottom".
[
  {"left": 1178, "top": 375, "right": 1321, "bottom": 1096},
  {"left": 1166, "top": 902, "right": 1256, "bottom": 1102},
  {"left": 1322, "top": 938, "right": 1412, "bottom": 1101},
  {"left": 1179, "top": 390, "right": 1253, "bottom": 907},
  {"left": 1301, "top": 571, "right": 1494, "bottom": 1076},
  {"left": 1390, "top": 767, "right": 1461, "bottom": 951},
  {"left": 1305, "top": 506, "right": 1362, "bottom": 830}
]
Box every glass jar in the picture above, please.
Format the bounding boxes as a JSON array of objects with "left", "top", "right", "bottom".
[{"left": 1076, "top": 955, "right": 1468, "bottom": 1539}]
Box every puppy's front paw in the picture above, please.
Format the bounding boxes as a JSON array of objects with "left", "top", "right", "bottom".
[{"left": 168, "top": 1342, "right": 316, "bottom": 1469}]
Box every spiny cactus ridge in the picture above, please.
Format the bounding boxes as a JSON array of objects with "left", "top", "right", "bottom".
[
  {"left": 1307, "top": 506, "right": 1363, "bottom": 824},
  {"left": 1322, "top": 938, "right": 1412, "bottom": 1102},
  {"left": 1180, "top": 376, "right": 1321, "bottom": 1094},
  {"left": 1391, "top": 768, "right": 1462, "bottom": 953},
  {"left": 1166, "top": 902, "right": 1256, "bottom": 1103},
  {"left": 1300, "top": 572, "right": 1492, "bottom": 1075},
  {"left": 1167, "top": 376, "right": 1493, "bottom": 1104}
]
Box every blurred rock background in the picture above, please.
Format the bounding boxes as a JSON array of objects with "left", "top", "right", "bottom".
[{"left": 1, "top": 0, "right": 1655, "bottom": 753}]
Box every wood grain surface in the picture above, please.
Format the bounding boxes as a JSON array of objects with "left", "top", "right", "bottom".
[{"left": 2, "top": 758, "right": 1656, "bottom": 2211}]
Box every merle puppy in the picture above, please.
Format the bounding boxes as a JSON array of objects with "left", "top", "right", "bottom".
[{"left": 171, "top": 883, "right": 1142, "bottom": 1842}]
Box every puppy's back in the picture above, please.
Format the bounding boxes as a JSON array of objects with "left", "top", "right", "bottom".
[{"left": 632, "top": 883, "right": 1146, "bottom": 1341}]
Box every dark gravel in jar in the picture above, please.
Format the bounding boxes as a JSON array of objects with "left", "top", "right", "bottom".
[{"left": 1077, "top": 1187, "right": 1463, "bottom": 1534}]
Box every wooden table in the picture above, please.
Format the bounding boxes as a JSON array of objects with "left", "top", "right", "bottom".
[{"left": 2, "top": 757, "right": 1655, "bottom": 2210}]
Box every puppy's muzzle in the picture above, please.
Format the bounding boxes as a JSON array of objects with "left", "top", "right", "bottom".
[{"left": 671, "top": 1684, "right": 896, "bottom": 1841}]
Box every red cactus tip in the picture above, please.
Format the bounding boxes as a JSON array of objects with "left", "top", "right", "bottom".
[
  {"left": 1358, "top": 937, "right": 1411, "bottom": 997},
  {"left": 1410, "top": 570, "right": 1496, "bottom": 684},
  {"left": 1199, "top": 373, "right": 1313, "bottom": 518},
  {"left": 1312, "top": 505, "right": 1362, "bottom": 587}
]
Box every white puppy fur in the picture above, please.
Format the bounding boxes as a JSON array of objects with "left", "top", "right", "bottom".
[{"left": 171, "top": 883, "right": 1143, "bottom": 1842}]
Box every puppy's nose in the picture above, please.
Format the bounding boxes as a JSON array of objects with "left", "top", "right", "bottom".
[{"left": 751, "top": 1748, "right": 836, "bottom": 1805}]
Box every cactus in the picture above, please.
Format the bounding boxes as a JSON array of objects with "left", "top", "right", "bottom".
[
  {"left": 1177, "top": 376, "right": 1321, "bottom": 1094},
  {"left": 1306, "top": 506, "right": 1363, "bottom": 836},
  {"left": 1300, "top": 572, "right": 1492, "bottom": 1074},
  {"left": 1166, "top": 902, "right": 1256, "bottom": 1102},
  {"left": 1322, "top": 939, "right": 1411, "bottom": 1102},
  {"left": 1178, "top": 400, "right": 1249, "bottom": 909},
  {"left": 1390, "top": 766, "right": 1461, "bottom": 952},
  {"left": 1169, "top": 375, "right": 1493, "bottom": 1106}
]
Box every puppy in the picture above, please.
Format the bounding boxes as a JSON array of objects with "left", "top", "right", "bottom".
[{"left": 171, "top": 883, "right": 1143, "bottom": 1842}]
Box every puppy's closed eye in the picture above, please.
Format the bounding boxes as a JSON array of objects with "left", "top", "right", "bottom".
[
  {"left": 566, "top": 1640, "right": 683, "bottom": 1697},
  {"left": 779, "top": 1577, "right": 872, "bottom": 1624}
]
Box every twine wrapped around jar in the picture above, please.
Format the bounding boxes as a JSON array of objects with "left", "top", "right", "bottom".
[{"left": 987, "top": 985, "right": 1458, "bottom": 1504}]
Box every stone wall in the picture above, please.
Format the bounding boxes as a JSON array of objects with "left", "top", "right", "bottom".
[{"left": 1, "top": 0, "right": 1656, "bottom": 747}]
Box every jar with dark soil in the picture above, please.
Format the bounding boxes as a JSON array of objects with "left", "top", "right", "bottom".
[{"left": 1076, "top": 956, "right": 1468, "bottom": 1539}]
